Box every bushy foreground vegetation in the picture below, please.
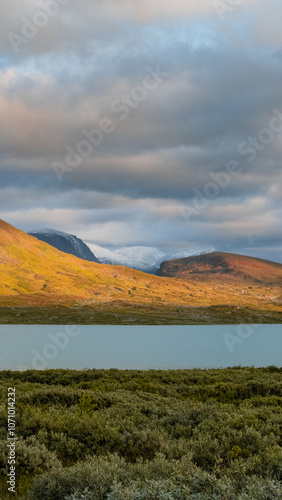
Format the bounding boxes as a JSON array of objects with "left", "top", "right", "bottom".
[{"left": 0, "top": 367, "right": 281, "bottom": 499}]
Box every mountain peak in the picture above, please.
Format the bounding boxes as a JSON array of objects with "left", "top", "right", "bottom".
[{"left": 29, "top": 228, "right": 99, "bottom": 263}]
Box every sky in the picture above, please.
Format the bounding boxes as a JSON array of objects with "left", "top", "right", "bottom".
[{"left": 0, "top": 0, "right": 282, "bottom": 262}]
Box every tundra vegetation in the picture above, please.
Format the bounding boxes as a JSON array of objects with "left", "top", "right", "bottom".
[{"left": 0, "top": 367, "right": 281, "bottom": 499}]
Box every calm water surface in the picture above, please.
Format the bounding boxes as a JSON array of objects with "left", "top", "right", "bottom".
[{"left": 0, "top": 325, "right": 281, "bottom": 370}]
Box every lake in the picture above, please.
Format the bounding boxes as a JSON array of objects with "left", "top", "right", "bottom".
[{"left": 0, "top": 324, "right": 281, "bottom": 370}]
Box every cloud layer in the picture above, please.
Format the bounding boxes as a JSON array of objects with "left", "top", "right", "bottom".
[{"left": 0, "top": 0, "right": 281, "bottom": 261}]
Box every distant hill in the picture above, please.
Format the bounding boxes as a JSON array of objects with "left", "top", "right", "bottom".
[
  {"left": 29, "top": 229, "right": 99, "bottom": 263},
  {"left": 156, "top": 251, "right": 282, "bottom": 286}
]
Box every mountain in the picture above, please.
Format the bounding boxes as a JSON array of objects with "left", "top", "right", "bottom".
[
  {"left": 85, "top": 242, "right": 216, "bottom": 273},
  {"left": 0, "top": 219, "right": 216, "bottom": 309},
  {"left": 1, "top": 220, "right": 281, "bottom": 324},
  {"left": 28, "top": 228, "right": 215, "bottom": 273},
  {"left": 28, "top": 229, "right": 99, "bottom": 263},
  {"left": 157, "top": 251, "right": 282, "bottom": 286},
  {"left": 85, "top": 243, "right": 165, "bottom": 273}
]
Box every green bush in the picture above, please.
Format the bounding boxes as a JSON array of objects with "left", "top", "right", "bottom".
[
  {"left": 0, "top": 435, "right": 59, "bottom": 476},
  {"left": 0, "top": 367, "right": 281, "bottom": 499}
]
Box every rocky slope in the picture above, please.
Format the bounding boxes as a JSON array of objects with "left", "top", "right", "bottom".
[{"left": 29, "top": 229, "right": 99, "bottom": 263}]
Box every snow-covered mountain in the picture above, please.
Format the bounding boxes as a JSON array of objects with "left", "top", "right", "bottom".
[
  {"left": 85, "top": 242, "right": 215, "bottom": 274},
  {"left": 86, "top": 243, "right": 166, "bottom": 274},
  {"left": 29, "top": 227, "right": 215, "bottom": 273},
  {"left": 29, "top": 228, "right": 100, "bottom": 263}
]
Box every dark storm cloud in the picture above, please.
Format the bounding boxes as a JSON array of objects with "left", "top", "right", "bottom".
[{"left": 0, "top": 0, "right": 281, "bottom": 261}]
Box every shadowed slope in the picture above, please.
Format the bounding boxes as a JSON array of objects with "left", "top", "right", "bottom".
[{"left": 29, "top": 229, "right": 99, "bottom": 263}]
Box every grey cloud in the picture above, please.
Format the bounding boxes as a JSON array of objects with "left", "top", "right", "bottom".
[{"left": 0, "top": 1, "right": 282, "bottom": 262}]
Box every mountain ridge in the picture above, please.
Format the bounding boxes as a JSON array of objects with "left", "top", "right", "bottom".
[
  {"left": 86, "top": 243, "right": 216, "bottom": 273},
  {"left": 27, "top": 226, "right": 216, "bottom": 273}
]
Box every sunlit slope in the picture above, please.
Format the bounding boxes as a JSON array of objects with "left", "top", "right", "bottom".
[
  {"left": 0, "top": 219, "right": 216, "bottom": 308},
  {"left": 0, "top": 220, "right": 281, "bottom": 313}
]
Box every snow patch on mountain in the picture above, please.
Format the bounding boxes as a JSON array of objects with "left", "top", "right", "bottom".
[
  {"left": 86, "top": 242, "right": 216, "bottom": 273},
  {"left": 86, "top": 243, "right": 164, "bottom": 273}
]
